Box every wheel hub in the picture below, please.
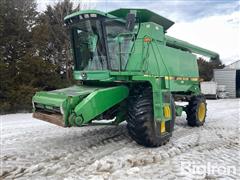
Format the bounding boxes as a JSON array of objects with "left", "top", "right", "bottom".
[{"left": 198, "top": 102, "right": 206, "bottom": 122}]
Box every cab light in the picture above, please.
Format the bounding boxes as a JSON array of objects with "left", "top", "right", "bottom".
[{"left": 144, "top": 37, "right": 152, "bottom": 43}]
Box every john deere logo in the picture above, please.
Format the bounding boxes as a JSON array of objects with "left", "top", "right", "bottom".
[{"left": 81, "top": 72, "right": 87, "bottom": 79}]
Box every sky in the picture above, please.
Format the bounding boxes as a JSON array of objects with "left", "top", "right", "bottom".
[{"left": 37, "top": 0, "right": 240, "bottom": 64}]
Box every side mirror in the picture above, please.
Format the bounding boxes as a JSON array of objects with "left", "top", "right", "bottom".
[{"left": 125, "top": 13, "right": 136, "bottom": 31}]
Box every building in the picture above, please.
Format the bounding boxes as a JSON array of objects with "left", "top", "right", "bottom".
[
  {"left": 225, "top": 60, "right": 240, "bottom": 69},
  {"left": 214, "top": 60, "right": 240, "bottom": 98}
]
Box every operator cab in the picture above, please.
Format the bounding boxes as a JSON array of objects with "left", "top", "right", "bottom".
[{"left": 64, "top": 10, "right": 137, "bottom": 76}]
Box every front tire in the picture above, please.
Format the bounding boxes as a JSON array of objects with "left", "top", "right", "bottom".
[
  {"left": 186, "top": 95, "right": 207, "bottom": 127},
  {"left": 127, "top": 86, "right": 175, "bottom": 147}
]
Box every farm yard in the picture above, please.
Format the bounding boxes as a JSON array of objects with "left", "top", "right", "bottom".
[{"left": 1, "top": 99, "right": 239, "bottom": 179}]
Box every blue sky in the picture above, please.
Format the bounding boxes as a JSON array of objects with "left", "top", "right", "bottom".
[
  {"left": 37, "top": 0, "right": 240, "bottom": 64},
  {"left": 94, "top": 0, "right": 239, "bottom": 22},
  {"left": 37, "top": 0, "right": 239, "bottom": 22}
]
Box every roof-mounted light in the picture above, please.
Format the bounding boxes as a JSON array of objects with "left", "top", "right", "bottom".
[
  {"left": 84, "top": 14, "right": 89, "bottom": 18},
  {"left": 90, "top": 14, "right": 97, "bottom": 18},
  {"left": 65, "top": 13, "right": 99, "bottom": 26}
]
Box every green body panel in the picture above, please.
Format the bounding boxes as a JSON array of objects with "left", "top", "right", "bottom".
[
  {"left": 175, "top": 106, "right": 183, "bottom": 116},
  {"left": 72, "top": 85, "right": 129, "bottom": 126},
  {"left": 33, "top": 85, "right": 129, "bottom": 126},
  {"left": 51, "top": 85, "right": 101, "bottom": 96},
  {"left": 33, "top": 91, "right": 67, "bottom": 107},
  {"left": 126, "top": 22, "right": 199, "bottom": 78},
  {"left": 32, "top": 8, "right": 219, "bottom": 127}
]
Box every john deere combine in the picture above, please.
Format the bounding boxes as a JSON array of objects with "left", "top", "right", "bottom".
[{"left": 32, "top": 9, "right": 219, "bottom": 147}]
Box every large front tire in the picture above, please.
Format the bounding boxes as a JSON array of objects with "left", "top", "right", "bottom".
[{"left": 127, "top": 86, "right": 175, "bottom": 147}]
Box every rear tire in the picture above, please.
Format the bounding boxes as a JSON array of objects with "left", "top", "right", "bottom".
[
  {"left": 127, "top": 86, "right": 175, "bottom": 147},
  {"left": 186, "top": 95, "right": 207, "bottom": 127}
]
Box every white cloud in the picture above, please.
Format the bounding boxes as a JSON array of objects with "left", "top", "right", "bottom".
[
  {"left": 36, "top": 0, "right": 98, "bottom": 11},
  {"left": 167, "top": 11, "right": 240, "bottom": 65},
  {"left": 36, "top": 1, "right": 239, "bottom": 65}
]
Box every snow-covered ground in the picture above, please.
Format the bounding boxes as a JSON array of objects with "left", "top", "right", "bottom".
[{"left": 1, "top": 99, "right": 239, "bottom": 179}]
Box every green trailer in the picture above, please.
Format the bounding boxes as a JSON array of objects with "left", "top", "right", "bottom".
[{"left": 32, "top": 9, "right": 219, "bottom": 147}]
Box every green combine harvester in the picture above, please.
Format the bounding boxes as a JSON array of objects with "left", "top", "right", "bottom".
[{"left": 32, "top": 9, "right": 219, "bottom": 147}]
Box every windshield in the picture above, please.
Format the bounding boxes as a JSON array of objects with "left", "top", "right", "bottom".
[
  {"left": 71, "top": 18, "right": 134, "bottom": 71},
  {"left": 105, "top": 20, "right": 134, "bottom": 70},
  {"left": 72, "top": 19, "right": 107, "bottom": 71}
]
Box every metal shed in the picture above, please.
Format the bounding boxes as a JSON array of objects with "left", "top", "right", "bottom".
[
  {"left": 214, "top": 69, "right": 240, "bottom": 98},
  {"left": 225, "top": 60, "right": 240, "bottom": 69}
]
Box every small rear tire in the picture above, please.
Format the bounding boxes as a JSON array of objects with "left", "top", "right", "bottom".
[
  {"left": 127, "top": 86, "right": 175, "bottom": 147},
  {"left": 186, "top": 95, "right": 207, "bottom": 127}
]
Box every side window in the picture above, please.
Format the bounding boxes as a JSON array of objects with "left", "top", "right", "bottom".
[{"left": 105, "top": 20, "right": 134, "bottom": 70}]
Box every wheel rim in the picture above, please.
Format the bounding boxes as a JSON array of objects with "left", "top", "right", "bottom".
[{"left": 198, "top": 102, "right": 206, "bottom": 122}]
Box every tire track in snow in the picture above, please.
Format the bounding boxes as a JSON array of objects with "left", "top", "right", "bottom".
[
  {"left": 1, "top": 99, "right": 239, "bottom": 179},
  {"left": 80, "top": 118, "right": 239, "bottom": 179},
  {"left": 1, "top": 124, "right": 132, "bottom": 179}
]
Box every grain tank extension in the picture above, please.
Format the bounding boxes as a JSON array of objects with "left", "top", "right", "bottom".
[{"left": 32, "top": 9, "right": 219, "bottom": 147}]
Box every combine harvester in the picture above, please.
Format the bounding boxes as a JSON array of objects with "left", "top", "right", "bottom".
[{"left": 32, "top": 9, "right": 219, "bottom": 147}]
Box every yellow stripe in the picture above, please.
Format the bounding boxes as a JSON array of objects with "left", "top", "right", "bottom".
[
  {"left": 164, "top": 76, "right": 174, "bottom": 80},
  {"left": 160, "top": 121, "right": 166, "bottom": 133},
  {"left": 164, "top": 76, "right": 199, "bottom": 81},
  {"left": 190, "top": 77, "right": 199, "bottom": 81}
]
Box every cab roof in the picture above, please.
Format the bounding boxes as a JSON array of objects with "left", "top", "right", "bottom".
[
  {"left": 64, "top": 8, "right": 174, "bottom": 31},
  {"left": 64, "top": 10, "right": 115, "bottom": 21},
  {"left": 108, "top": 8, "right": 174, "bottom": 31}
]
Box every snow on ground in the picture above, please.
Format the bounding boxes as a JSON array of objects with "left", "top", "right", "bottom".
[{"left": 0, "top": 99, "right": 239, "bottom": 179}]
